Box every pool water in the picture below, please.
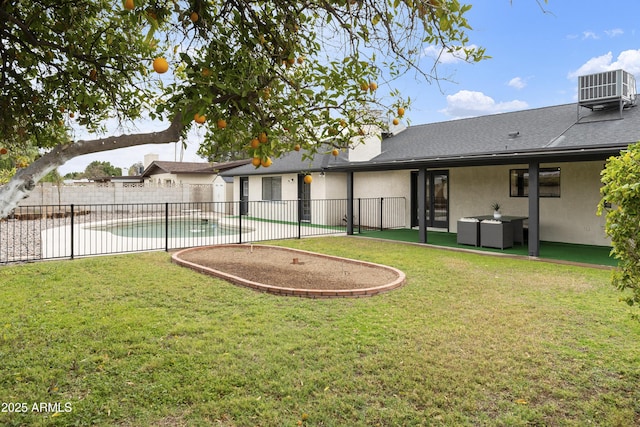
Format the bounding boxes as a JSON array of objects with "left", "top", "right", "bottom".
[{"left": 98, "top": 218, "right": 246, "bottom": 238}]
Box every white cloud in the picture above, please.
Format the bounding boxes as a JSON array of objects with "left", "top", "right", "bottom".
[
  {"left": 508, "top": 77, "right": 526, "bottom": 90},
  {"left": 582, "top": 31, "right": 599, "bottom": 40},
  {"left": 604, "top": 28, "right": 624, "bottom": 38},
  {"left": 439, "top": 90, "right": 529, "bottom": 119},
  {"left": 422, "top": 44, "right": 480, "bottom": 64},
  {"left": 568, "top": 49, "right": 640, "bottom": 79}
]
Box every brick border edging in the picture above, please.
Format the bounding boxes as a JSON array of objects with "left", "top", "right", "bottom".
[{"left": 171, "top": 244, "right": 406, "bottom": 298}]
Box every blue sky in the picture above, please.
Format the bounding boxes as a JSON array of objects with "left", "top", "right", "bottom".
[
  {"left": 405, "top": 0, "right": 640, "bottom": 123},
  {"left": 59, "top": 0, "right": 640, "bottom": 175}
]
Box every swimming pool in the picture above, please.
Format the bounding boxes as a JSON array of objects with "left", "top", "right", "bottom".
[{"left": 96, "top": 218, "right": 247, "bottom": 239}]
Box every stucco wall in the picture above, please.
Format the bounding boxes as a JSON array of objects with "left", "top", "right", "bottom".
[
  {"left": 352, "top": 170, "right": 411, "bottom": 227},
  {"left": 353, "top": 170, "right": 411, "bottom": 199},
  {"left": 450, "top": 161, "right": 609, "bottom": 246},
  {"left": 230, "top": 160, "right": 609, "bottom": 246}
]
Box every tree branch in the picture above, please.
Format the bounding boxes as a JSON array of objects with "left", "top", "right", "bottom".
[{"left": 0, "top": 114, "right": 184, "bottom": 219}]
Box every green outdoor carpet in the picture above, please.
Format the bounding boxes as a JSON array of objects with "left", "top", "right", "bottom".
[{"left": 356, "top": 229, "right": 616, "bottom": 267}]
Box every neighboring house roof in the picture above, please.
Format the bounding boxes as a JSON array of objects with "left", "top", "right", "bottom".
[
  {"left": 143, "top": 159, "right": 251, "bottom": 177},
  {"left": 110, "top": 175, "right": 144, "bottom": 183},
  {"left": 220, "top": 144, "right": 350, "bottom": 176},
  {"left": 222, "top": 101, "right": 639, "bottom": 176}
]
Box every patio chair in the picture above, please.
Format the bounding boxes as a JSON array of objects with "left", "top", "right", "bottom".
[
  {"left": 457, "top": 217, "right": 480, "bottom": 246},
  {"left": 480, "top": 219, "right": 513, "bottom": 249}
]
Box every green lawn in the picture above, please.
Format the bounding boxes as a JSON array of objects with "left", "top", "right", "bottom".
[{"left": 1, "top": 237, "right": 638, "bottom": 426}]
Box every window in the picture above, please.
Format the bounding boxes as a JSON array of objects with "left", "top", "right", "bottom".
[
  {"left": 262, "top": 177, "right": 282, "bottom": 200},
  {"left": 510, "top": 168, "right": 560, "bottom": 197}
]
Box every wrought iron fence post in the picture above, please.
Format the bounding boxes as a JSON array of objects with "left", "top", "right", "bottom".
[
  {"left": 380, "top": 197, "right": 384, "bottom": 231},
  {"left": 358, "top": 198, "right": 361, "bottom": 234},
  {"left": 70, "top": 204, "right": 75, "bottom": 260},
  {"left": 297, "top": 198, "right": 302, "bottom": 239},
  {"left": 238, "top": 200, "right": 242, "bottom": 244},
  {"left": 165, "top": 203, "right": 169, "bottom": 251}
]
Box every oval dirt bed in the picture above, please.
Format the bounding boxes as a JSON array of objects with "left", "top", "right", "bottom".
[{"left": 172, "top": 244, "right": 406, "bottom": 298}]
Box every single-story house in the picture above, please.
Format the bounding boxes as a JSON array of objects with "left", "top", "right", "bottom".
[
  {"left": 142, "top": 159, "right": 251, "bottom": 203},
  {"left": 142, "top": 159, "right": 248, "bottom": 185},
  {"left": 221, "top": 70, "right": 639, "bottom": 257}
]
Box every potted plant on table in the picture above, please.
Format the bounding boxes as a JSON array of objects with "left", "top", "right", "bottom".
[{"left": 491, "top": 202, "right": 502, "bottom": 219}]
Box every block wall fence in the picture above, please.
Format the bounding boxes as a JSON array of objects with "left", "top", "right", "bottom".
[{"left": 17, "top": 183, "right": 214, "bottom": 207}]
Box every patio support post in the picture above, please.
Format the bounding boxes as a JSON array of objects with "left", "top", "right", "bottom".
[
  {"left": 528, "top": 162, "right": 540, "bottom": 257},
  {"left": 346, "top": 171, "right": 354, "bottom": 235},
  {"left": 418, "top": 167, "right": 427, "bottom": 243}
]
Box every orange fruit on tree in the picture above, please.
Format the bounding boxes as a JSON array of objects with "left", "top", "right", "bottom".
[
  {"left": 297, "top": 56, "right": 304, "bottom": 64},
  {"left": 392, "top": 118, "right": 399, "bottom": 126},
  {"left": 250, "top": 138, "right": 260, "bottom": 149},
  {"left": 251, "top": 157, "right": 261, "bottom": 167},
  {"left": 369, "top": 81, "right": 378, "bottom": 91},
  {"left": 360, "top": 81, "right": 369, "bottom": 91},
  {"left": 0, "top": 148, "right": 7, "bottom": 155},
  {"left": 201, "top": 68, "right": 211, "bottom": 77},
  {"left": 190, "top": 12, "right": 199, "bottom": 22},
  {"left": 153, "top": 57, "right": 169, "bottom": 74},
  {"left": 294, "top": 144, "right": 301, "bottom": 151},
  {"left": 217, "top": 118, "right": 227, "bottom": 129},
  {"left": 258, "top": 132, "right": 268, "bottom": 144},
  {"left": 261, "top": 157, "right": 272, "bottom": 167},
  {"left": 331, "top": 149, "right": 339, "bottom": 156},
  {"left": 397, "top": 106, "right": 405, "bottom": 117},
  {"left": 194, "top": 113, "right": 206, "bottom": 124},
  {"left": 303, "top": 174, "right": 313, "bottom": 184},
  {"left": 124, "top": 0, "right": 135, "bottom": 11}
]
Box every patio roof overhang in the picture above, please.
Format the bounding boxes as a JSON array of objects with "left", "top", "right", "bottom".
[{"left": 325, "top": 144, "right": 630, "bottom": 172}]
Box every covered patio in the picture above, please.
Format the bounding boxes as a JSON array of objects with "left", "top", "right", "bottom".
[{"left": 354, "top": 228, "right": 616, "bottom": 268}]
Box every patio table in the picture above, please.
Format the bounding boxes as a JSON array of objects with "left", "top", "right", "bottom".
[{"left": 472, "top": 215, "right": 527, "bottom": 245}]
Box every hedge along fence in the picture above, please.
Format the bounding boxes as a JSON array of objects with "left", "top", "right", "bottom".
[{"left": 0, "top": 198, "right": 406, "bottom": 264}]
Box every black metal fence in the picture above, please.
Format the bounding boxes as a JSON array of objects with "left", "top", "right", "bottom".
[{"left": 0, "top": 198, "right": 406, "bottom": 264}]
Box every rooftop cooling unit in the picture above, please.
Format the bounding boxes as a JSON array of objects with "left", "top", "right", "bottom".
[{"left": 578, "top": 69, "right": 637, "bottom": 109}]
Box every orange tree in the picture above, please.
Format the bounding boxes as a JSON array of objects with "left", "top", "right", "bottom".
[
  {"left": 0, "top": 0, "right": 486, "bottom": 218},
  {"left": 598, "top": 142, "right": 640, "bottom": 320}
]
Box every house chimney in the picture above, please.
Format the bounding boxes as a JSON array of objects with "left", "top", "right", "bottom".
[
  {"left": 348, "top": 124, "right": 382, "bottom": 162},
  {"left": 144, "top": 153, "right": 159, "bottom": 169}
]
